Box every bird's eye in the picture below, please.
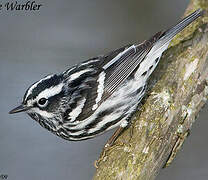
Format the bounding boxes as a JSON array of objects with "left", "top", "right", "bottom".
[{"left": 38, "top": 98, "right": 48, "bottom": 107}]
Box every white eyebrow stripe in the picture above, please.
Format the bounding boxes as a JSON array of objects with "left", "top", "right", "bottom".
[
  {"left": 36, "top": 83, "right": 64, "bottom": 100},
  {"left": 24, "top": 74, "right": 54, "bottom": 100},
  {"left": 69, "top": 69, "right": 93, "bottom": 81}
]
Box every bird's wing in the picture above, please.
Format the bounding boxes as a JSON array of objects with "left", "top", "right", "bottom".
[
  {"left": 65, "top": 9, "right": 203, "bottom": 122},
  {"left": 69, "top": 32, "right": 163, "bottom": 121}
]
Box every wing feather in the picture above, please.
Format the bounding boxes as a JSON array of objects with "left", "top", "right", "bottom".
[
  {"left": 66, "top": 9, "right": 204, "bottom": 122},
  {"left": 70, "top": 33, "right": 163, "bottom": 121}
]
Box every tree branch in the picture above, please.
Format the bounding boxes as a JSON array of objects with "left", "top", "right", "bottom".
[{"left": 93, "top": 0, "right": 208, "bottom": 180}]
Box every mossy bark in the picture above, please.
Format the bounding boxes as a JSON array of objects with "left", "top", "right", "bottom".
[{"left": 93, "top": 0, "right": 208, "bottom": 180}]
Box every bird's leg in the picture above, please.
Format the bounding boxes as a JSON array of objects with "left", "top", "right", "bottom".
[
  {"left": 105, "top": 126, "right": 125, "bottom": 148},
  {"left": 94, "top": 126, "right": 125, "bottom": 168}
]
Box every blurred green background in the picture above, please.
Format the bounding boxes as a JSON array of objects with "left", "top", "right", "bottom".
[{"left": 1, "top": 0, "right": 208, "bottom": 179}]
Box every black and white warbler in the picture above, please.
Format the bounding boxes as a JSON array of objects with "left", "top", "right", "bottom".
[{"left": 9, "top": 10, "right": 203, "bottom": 146}]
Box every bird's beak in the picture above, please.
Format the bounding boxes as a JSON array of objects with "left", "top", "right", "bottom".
[{"left": 9, "top": 104, "right": 30, "bottom": 114}]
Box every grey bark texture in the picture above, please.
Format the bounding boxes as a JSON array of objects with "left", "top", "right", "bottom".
[{"left": 93, "top": 0, "right": 208, "bottom": 179}]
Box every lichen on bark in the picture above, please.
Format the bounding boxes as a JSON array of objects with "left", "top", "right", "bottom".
[{"left": 93, "top": 1, "right": 208, "bottom": 180}]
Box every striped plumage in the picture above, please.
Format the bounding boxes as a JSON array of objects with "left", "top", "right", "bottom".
[{"left": 10, "top": 10, "right": 203, "bottom": 143}]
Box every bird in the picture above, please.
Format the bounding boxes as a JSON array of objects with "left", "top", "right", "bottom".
[{"left": 9, "top": 9, "right": 203, "bottom": 147}]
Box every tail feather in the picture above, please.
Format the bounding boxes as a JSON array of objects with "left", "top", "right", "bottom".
[
  {"left": 163, "top": 9, "right": 203, "bottom": 42},
  {"left": 148, "top": 9, "right": 203, "bottom": 57}
]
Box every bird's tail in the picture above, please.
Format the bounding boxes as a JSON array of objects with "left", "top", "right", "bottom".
[
  {"left": 162, "top": 9, "right": 203, "bottom": 43},
  {"left": 148, "top": 9, "right": 204, "bottom": 57}
]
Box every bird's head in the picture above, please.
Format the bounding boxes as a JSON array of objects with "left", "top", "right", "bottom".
[{"left": 9, "top": 74, "right": 68, "bottom": 126}]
